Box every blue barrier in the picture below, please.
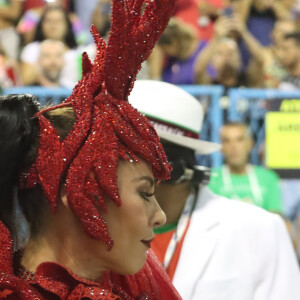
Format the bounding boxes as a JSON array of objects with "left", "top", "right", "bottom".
[
  {"left": 228, "top": 88, "right": 300, "bottom": 165},
  {"left": 179, "top": 85, "right": 224, "bottom": 168},
  {"left": 228, "top": 88, "right": 300, "bottom": 120},
  {"left": 5, "top": 86, "right": 300, "bottom": 168},
  {"left": 4, "top": 85, "right": 225, "bottom": 168},
  {"left": 4, "top": 85, "right": 224, "bottom": 167},
  {"left": 3, "top": 87, "right": 72, "bottom": 105}
]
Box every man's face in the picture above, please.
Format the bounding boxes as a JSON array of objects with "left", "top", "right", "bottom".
[
  {"left": 212, "top": 41, "right": 241, "bottom": 75},
  {"left": 39, "top": 42, "right": 65, "bottom": 83},
  {"left": 272, "top": 21, "right": 296, "bottom": 45},
  {"left": 276, "top": 38, "right": 300, "bottom": 69},
  {"left": 221, "top": 125, "right": 252, "bottom": 168}
]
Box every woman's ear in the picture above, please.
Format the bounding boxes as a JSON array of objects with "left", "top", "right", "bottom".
[{"left": 60, "top": 184, "right": 69, "bottom": 208}]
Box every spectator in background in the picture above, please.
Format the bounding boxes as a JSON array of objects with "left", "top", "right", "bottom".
[
  {"left": 22, "top": 0, "right": 44, "bottom": 12},
  {"left": 209, "top": 122, "right": 283, "bottom": 214},
  {"left": 17, "top": 0, "right": 45, "bottom": 45},
  {"left": 91, "top": 0, "right": 151, "bottom": 80},
  {"left": 33, "top": 39, "right": 65, "bottom": 87},
  {"left": 232, "top": 17, "right": 297, "bottom": 88},
  {"left": 22, "top": 0, "right": 72, "bottom": 12},
  {"left": 91, "top": 0, "right": 111, "bottom": 39},
  {"left": 195, "top": 17, "right": 244, "bottom": 89},
  {"left": 173, "top": 0, "right": 198, "bottom": 36},
  {"left": 73, "top": 0, "right": 97, "bottom": 41},
  {"left": 151, "top": 18, "right": 206, "bottom": 84},
  {"left": 18, "top": 0, "right": 86, "bottom": 45},
  {"left": 34, "top": 4, "right": 76, "bottom": 47},
  {"left": 0, "top": 42, "right": 20, "bottom": 87},
  {"left": 129, "top": 80, "right": 300, "bottom": 300},
  {"left": 235, "top": 0, "right": 296, "bottom": 68},
  {"left": 196, "top": 0, "right": 223, "bottom": 40},
  {"left": 296, "top": 0, "right": 300, "bottom": 27},
  {"left": 0, "top": 0, "right": 22, "bottom": 60},
  {"left": 174, "top": 0, "right": 223, "bottom": 41},
  {"left": 21, "top": 5, "right": 80, "bottom": 88},
  {"left": 277, "top": 32, "right": 300, "bottom": 90}
]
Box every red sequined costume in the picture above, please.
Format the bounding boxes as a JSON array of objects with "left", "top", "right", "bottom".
[
  {"left": 0, "top": 0, "right": 181, "bottom": 298},
  {"left": 0, "top": 222, "right": 180, "bottom": 299}
]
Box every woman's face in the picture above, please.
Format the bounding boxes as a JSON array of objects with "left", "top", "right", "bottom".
[
  {"left": 161, "top": 41, "right": 180, "bottom": 57},
  {"left": 87, "top": 160, "right": 166, "bottom": 275},
  {"left": 42, "top": 9, "right": 67, "bottom": 41},
  {"left": 212, "top": 41, "right": 241, "bottom": 72}
]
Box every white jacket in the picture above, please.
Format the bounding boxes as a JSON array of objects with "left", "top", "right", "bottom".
[{"left": 173, "top": 187, "right": 300, "bottom": 300}]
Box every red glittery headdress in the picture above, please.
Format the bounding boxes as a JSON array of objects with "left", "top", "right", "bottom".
[{"left": 20, "top": 0, "right": 175, "bottom": 248}]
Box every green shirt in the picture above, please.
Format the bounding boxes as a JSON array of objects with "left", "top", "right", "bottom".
[{"left": 208, "top": 165, "right": 282, "bottom": 213}]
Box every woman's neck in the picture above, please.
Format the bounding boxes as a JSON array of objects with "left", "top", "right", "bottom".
[
  {"left": 228, "top": 164, "right": 248, "bottom": 175},
  {"left": 21, "top": 207, "right": 106, "bottom": 281}
]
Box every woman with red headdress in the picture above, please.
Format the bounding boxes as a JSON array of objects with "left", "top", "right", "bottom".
[{"left": 0, "top": 0, "right": 181, "bottom": 299}]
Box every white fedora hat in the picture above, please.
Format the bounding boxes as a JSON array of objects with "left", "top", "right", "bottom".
[{"left": 129, "top": 80, "right": 221, "bottom": 154}]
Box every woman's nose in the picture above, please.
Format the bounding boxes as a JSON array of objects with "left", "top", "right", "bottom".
[{"left": 151, "top": 199, "right": 166, "bottom": 228}]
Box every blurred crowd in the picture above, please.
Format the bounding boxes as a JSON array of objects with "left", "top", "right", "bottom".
[
  {"left": 0, "top": 0, "right": 300, "bottom": 90},
  {"left": 151, "top": 0, "right": 300, "bottom": 91},
  {"left": 0, "top": 0, "right": 104, "bottom": 89}
]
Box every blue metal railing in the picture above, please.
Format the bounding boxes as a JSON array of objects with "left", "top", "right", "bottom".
[
  {"left": 228, "top": 88, "right": 300, "bottom": 120},
  {"left": 3, "top": 87, "right": 72, "bottom": 105},
  {"left": 3, "top": 85, "right": 225, "bottom": 168},
  {"left": 179, "top": 85, "right": 224, "bottom": 168},
  {"left": 6, "top": 86, "right": 300, "bottom": 168}
]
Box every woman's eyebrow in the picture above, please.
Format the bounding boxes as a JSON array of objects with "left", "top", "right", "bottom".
[{"left": 132, "top": 176, "right": 155, "bottom": 186}]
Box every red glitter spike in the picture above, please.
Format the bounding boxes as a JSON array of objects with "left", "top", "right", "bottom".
[
  {"left": 0, "top": 222, "right": 13, "bottom": 274},
  {"left": 81, "top": 52, "right": 93, "bottom": 76},
  {"left": 19, "top": 0, "right": 176, "bottom": 246},
  {"left": 85, "top": 177, "right": 107, "bottom": 213},
  {"left": 35, "top": 115, "right": 64, "bottom": 212},
  {"left": 104, "top": 0, "right": 176, "bottom": 100}
]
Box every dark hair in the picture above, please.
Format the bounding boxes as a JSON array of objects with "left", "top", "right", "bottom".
[
  {"left": 158, "top": 18, "right": 195, "bottom": 59},
  {"left": 162, "top": 141, "right": 196, "bottom": 183},
  {"left": 20, "top": 107, "right": 75, "bottom": 239},
  {"left": 284, "top": 32, "right": 300, "bottom": 46},
  {"left": 0, "top": 95, "right": 76, "bottom": 240},
  {"left": 0, "top": 95, "right": 40, "bottom": 234},
  {"left": 158, "top": 19, "right": 195, "bottom": 46},
  {"left": 34, "top": 6, "right": 77, "bottom": 49}
]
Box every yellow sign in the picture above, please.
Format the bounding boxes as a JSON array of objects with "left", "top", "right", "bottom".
[
  {"left": 280, "top": 99, "right": 300, "bottom": 112},
  {"left": 266, "top": 112, "right": 300, "bottom": 169}
]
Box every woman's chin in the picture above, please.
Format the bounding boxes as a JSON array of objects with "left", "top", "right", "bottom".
[{"left": 118, "top": 255, "right": 147, "bottom": 276}]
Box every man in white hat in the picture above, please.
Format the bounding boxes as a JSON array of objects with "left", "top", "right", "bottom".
[{"left": 129, "top": 80, "right": 300, "bottom": 300}]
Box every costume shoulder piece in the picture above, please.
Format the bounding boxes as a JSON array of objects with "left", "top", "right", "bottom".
[{"left": 0, "top": 221, "right": 43, "bottom": 299}]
